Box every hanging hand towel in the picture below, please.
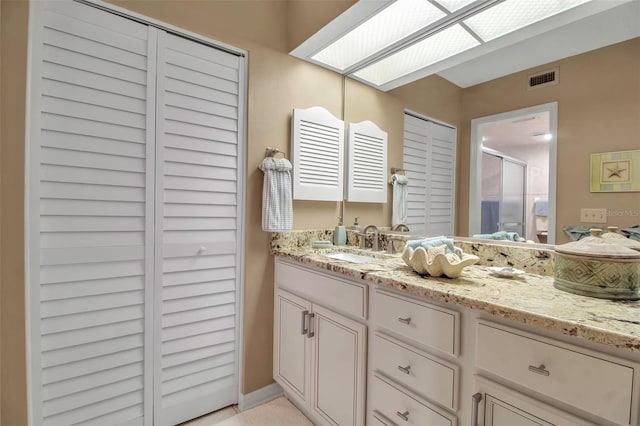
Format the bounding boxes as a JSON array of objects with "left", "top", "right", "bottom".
[
  {"left": 259, "top": 157, "right": 293, "bottom": 232},
  {"left": 390, "top": 173, "right": 409, "bottom": 227}
]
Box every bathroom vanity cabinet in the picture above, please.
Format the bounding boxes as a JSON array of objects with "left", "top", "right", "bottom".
[
  {"left": 274, "top": 261, "right": 367, "bottom": 426},
  {"left": 273, "top": 256, "right": 640, "bottom": 426}
]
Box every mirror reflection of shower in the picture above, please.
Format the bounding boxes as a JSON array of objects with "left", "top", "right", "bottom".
[{"left": 480, "top": 112, "right": 551, "bottom": 243}]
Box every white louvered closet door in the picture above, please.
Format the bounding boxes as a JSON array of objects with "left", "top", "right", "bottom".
[
  {"left": 403, "top": 114, "right": 456, "bottom": 235},
  {"left": 154, "top": 31, "right": 243, "bottom": 425},
  {"left": 28, "top": 1, "right": 155, "bottom": 425},
  {"left": 29, "top": 2, "right": 245, "bottom": 426}
]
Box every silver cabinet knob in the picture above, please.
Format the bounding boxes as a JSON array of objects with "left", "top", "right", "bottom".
[
  {"left": 397, "top": 365, "right": 411, "bottom": 374},
  {"left": 198, "top": 246, "right": 207, "bottom": 254},
  {"left": 397, "top": 317, "right": 411, "bottom": 325},
  {"left": 396, "top": 410, "right": 409, "bottom": 421},
  {"left": 528, "top": 364, "right": 550, "bottom": 376}
]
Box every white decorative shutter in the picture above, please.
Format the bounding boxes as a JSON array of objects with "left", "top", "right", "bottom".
[
  {"left": 291, "top": 106, "right": 344, "bottom": 201},
  {"left": 28, "top": 2, "right": 154, "bottom": 425},
  {"left": 403, "top": 114, "right": 456, "bottom": 235},
  {"left": 154, "top": 31, "right": 242, "bottom": 425},
  {"left": 346, "top": 121, "right": 388, "bottom": 203}
]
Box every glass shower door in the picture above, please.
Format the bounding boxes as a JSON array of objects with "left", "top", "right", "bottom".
[{"left": 500, "top": 158, "right": 526, "bottom": 237}]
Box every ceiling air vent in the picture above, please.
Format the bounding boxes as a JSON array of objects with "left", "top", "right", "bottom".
[{"left": 528, "top": 68, "right": 559, "bottom": 90}]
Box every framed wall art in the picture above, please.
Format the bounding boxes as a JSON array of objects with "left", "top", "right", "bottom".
[{"left": 590, "top": 149, "right": 640, "bottom": 192}]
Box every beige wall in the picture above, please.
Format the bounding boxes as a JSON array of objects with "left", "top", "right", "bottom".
[
  {"left": 1, "top": 0, "right": 29, "bottom": 424},
  {"left": 458, "top": 38, "right": 640, "bottom": 243},
  {"left": 4, "top": 0, "right": 636, "bottom": 421}
]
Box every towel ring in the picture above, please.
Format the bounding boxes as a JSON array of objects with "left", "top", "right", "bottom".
[
  {"left": 264, "top": 147, "right": 286, "bottom": 159},
  {"left": 390, "top": 167, "right": 405, "bottom": 175}
]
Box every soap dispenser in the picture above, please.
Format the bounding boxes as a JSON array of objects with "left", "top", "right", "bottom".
[{"left": 333, "top": 217, "right": 347, "bottom": 246}]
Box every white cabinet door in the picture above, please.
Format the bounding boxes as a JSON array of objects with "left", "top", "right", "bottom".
[
  {"left": 273, "top": 289, "right": 312, "bottom": 406},
  {"left": 485, "top": 395, "right": 553, "bottom": 426},
  {"left": 28, "top": 2, "right": 155, "bottom": 424},
  {"left": 474, "top": 378, "right": 594, "bottom": 426},
  {"left": 154, "top": 31, "right": 244, "bottom": 425},
  {"left": 311, "top": 304, "right": 366, "bottom": 426}
]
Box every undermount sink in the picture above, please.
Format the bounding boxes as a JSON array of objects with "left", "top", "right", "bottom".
[{"left": 324, "top": 252, "right": 379, "bottom": 264}]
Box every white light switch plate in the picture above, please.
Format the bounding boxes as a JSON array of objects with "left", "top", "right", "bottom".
[{"left": 580, "top": 208, "right": 608, "bottom": 223}]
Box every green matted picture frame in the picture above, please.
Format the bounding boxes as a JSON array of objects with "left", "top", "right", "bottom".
[{"left": 590, "top": 149, "right": 640, "bottom": 192}]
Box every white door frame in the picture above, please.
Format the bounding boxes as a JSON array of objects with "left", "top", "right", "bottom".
[
  {"left": 469, "top": 102, "right": 557, "bottom": 244},
  {"left": 25, "top": 1, "right": 248, "bottom": 423}
]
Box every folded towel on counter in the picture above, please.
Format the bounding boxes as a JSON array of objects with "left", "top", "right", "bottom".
[
  {"left": 563, "top": 226, "right": 592, "bottom": 241},
  {"left": 534, "top": 199, "right": 549, "bottom": 217},
  {"left": 405, "top": 236, "right": 461, "bottom": 255},
  {"left": 621, "top": 225, "right": 640, "bottom": 241},
  {"left": 390, "top": 173, "right": 409, "bottom": 227},
  {"left": 259, "top": 157, "right": 293, "bottom": 232},
  {"left": 472, "top": 231, "right": 522, "bottom": 241}
]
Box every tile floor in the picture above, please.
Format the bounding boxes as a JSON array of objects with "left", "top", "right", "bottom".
[
  {"left": 181, "top": 396, "right": 312, "bottom": 426},
  {"left": 181, "top": 405, "right": 239, "bottom": 425}
]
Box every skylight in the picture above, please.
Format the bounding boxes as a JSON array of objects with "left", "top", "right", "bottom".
[
  {"left": 464, "top": 0, "right": 592, "bottom": 41},
  {"left": 291, "top": 0, "right": 606, "bottom": 90},
  {"left": 354, "top": 24, "right": 480, "bottom": 86},
  {"left": 311, "top": 0, "right": 446, "bottom": 71}
]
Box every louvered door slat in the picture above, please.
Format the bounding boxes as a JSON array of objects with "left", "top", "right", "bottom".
[
  {"left": 154, "top": 30, "right": 241, "bottom": 425},
  {"left": 29, "top": 2, "right": 154, "bottom": 425},
  {"left": 403, "top": 114, "right": 456, "bottom": 234}
]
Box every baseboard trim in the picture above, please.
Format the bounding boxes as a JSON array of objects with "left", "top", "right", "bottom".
[{"left": 238, "top": 382, "right": 283, "bottom": 412}]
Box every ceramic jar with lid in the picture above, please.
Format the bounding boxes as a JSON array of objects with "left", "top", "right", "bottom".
[
  {"left": 554, "top": 229, "right": 640, "bottom": 300},
  {"left": 602, "top": 226, "right": 640, "bottom": 251}
]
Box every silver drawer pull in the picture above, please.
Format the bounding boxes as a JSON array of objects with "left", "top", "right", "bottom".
[
  {"left": 397, "top": 316, "right": 411, "bottom": 325},
  {"left": 471, "top": 393, "right": 482, "bottom": 426},
  {"left": 301, "top": 310, "right": 309, "bottom": 335},
  {"left": 307, "top": 313, "right": 315, "bottom": 338},
  {"left": 397, "top": 365, "right": 411, "bottom": 374},
  {"left": 396, "top": 410, "right": 409, "bottom": 421},
  {"left": 528, "top": 364, "right": 550, "bottom": 376}
]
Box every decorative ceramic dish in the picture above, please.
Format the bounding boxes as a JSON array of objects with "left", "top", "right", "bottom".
[
  {"left": 402, "top": 245, "right": 479, "bottom": 278},
  {"left": 488, "top": 266, "right": 525, "bottom": 278},
  {"left": 554, "top": 229, "right": 640, "bottom": 300}
]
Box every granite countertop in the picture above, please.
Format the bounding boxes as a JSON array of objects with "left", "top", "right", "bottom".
[{"left": 273, "top": 246, "right": 640, "bottom": 354}]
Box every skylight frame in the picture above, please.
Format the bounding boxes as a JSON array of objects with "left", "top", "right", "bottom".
[
  {"left": 290, "top": 0, "right": 501, "bottom": 75},
  {"left": 310, "top": 0, "right": 447, "bottom": 71},
  {"left": 290, "top": 0, "right": 630, "bottom": 91}
]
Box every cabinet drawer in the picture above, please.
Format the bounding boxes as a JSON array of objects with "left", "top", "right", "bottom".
[
  {"left": 370, "top": 374, "right": 457, "bottom": 426},
  {"left": 275, "top": 259, "right": 367, "bottom": 319},
  {"left": 373, "top": 333, "right": 457, "bottom": 410},
  {"left": 374, "top": 290, "right": 458, "bottom": 356},
  {"left": 476, "top": 322, "right": 635, "bottom": 425}
]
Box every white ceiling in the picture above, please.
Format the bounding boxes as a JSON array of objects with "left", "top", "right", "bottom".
[
  {"left": 481, "top": 112, "right": 550, "bottom": 150},
  {"left": 438, "top": 0, "right": 640, "bottom": 87}
]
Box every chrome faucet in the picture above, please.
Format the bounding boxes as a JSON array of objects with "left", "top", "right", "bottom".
[
  {"left": 386, "top": 235, "right": 405, "bottom": 254},
  {"left": 360, "top": 225, "right": 380, "bottom": 251},
  {"left": 391, "top": 224, "right": 410, "bottom": 232}
]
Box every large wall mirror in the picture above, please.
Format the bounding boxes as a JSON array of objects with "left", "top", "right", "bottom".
[
  {"left": 291, "top": 1, "right": 639, "bottom": 244},
  {"left": 469, "top": 103, "right": 558, "bottom": 245}
]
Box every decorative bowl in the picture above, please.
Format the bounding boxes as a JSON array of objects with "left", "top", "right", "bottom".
[
  {"left": 402, "top": 245, "right": 479, "bottom": 278},
  {"left": 554, "top": 229, "right": 640, "bottom": 300}
]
